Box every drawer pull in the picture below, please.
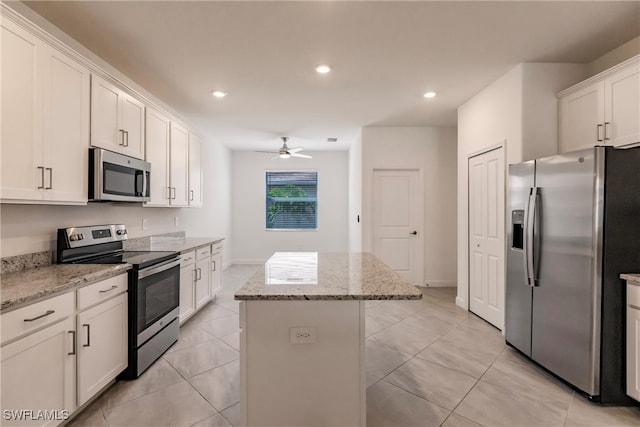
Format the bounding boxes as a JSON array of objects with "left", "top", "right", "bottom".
[
  {"left": 99, "top": 285, "right": 118, "bottom": 293},
  {"left": 83, "top": 324, "right": 91, "bottom": 347},
  {"left": 68, "top": 330, "right": 76, "bottom": 355},
  {"left": 23, "top": 310, "right": 55, "bottom": 322}
]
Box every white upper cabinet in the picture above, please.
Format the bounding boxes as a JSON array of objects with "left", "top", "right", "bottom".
[
  {"left": 145, "top": 107, "right": 171, "bottom": 206},
  {"left": 558, "top": 56, "right": 639, "bottom": 153},
  {"left": 188, "top": 131, "right": 203, "bottom": 207},
  {"left": 1, "top": 18, "right": 89, "bottom": 205},
  {"left": 169, "top": 122, "right": 190, "bottom": 207},
  {"left": 90, "top": 74, "right": 145, "bottom": 159}
]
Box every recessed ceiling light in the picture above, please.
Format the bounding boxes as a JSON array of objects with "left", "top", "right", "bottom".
[
  {"left": 327, "top": 137, "right": 338, "bottom": 143},
  {"left": 315, "top": 65, "right": 331, "bottom": 74},
  {"left": 212, "top": 91, "right": 227, "bottom": 98},
  {"left": 423, "top": 91, "right": 437, "bottom": 99}
]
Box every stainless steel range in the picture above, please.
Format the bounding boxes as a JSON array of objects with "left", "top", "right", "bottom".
[{"left": 57, "top": 224, "right": 180, "bottom": 379}]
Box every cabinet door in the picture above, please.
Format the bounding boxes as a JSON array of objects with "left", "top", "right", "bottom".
[
  {"left": 195, "top": 257, "right": 211, "bottom": 309},
  {"left": 188, "top": 132, "right": 203, "bottom": 207},
  {"left": 90, "top": 74, "right": 123, "bottom": 152},
  {"left": 1, "top": 317, "right": 76, "bottom": 426},
  {"left": 169, "top": 122, "right": 190, "bottom": 207},
  {"left": 76, "top": 292, "right": 127, "bottom": 406},
  {"left": 121, "top": 94, "right": 145, "bottom": 160},
  {"left": 179, "top": 265, "right": 196, "bottom": 324},
  {"left": 43, "top": 47, "right": 90, "bottom": 204},
  {"left": 1, "top": 19, "right": 44, "bottom": 202},
  {"left": 211, "top": 252, "right": 223, "bottom": 296},
  {"left": 628, "top": 305, "right": 640, "bottom": 401},
  {"left": 145, "top": 108, "right": 171, "bottom": 206},
  {"left": 559, "top": 81, "right": 605, "bottom": 153},
  {"left": 604, "top": 61, "right": 640, "bottom": 147}
]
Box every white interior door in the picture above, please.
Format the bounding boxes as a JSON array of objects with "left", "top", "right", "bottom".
[
  {"left": 373, "top": 169, "right": 423, "bottom": 285},
  {"left": 468, "top": 147, "right": 505, "bottom": 329}
]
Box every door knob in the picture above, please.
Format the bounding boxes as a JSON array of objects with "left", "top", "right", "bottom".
[{"left": 410, "top": 231, "right": 417, "bottom": 236}]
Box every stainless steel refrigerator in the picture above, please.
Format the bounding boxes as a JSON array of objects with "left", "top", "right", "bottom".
[{"left": 506, "top": 145, "right": 640, "bottom": 404}]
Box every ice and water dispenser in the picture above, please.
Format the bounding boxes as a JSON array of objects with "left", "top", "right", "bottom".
[{"left": 511, "top": 210, "right": 524, "bottom": 250}]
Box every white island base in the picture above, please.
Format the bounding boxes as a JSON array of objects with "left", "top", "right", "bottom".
[{"left": 239, "top": 299, "right": 366, "bottom": 427}]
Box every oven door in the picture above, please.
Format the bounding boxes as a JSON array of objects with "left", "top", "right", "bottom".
[{"left": 136, "top": 258, "right": 180, "bottom": 346}]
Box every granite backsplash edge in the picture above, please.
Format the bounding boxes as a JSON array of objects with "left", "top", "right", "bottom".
[{"left": 1, "top": 231, "right": 186, "bottom": 274}]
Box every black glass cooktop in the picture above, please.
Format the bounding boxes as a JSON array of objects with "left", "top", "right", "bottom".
[{"left": 79, "top": 251, "right": 177, "bottom": 269}]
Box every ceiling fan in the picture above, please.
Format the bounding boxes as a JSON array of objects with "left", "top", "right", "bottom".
[{"left": 256, "top": 137, "right": 312, "bottom": 160}]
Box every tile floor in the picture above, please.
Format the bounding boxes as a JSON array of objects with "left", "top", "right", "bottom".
[{"left": 69, "top": 265, "right": 640, "bottom": 427}]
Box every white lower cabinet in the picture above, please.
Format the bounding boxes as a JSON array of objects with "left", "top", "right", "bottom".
[
  {"left": 195, "top": 257, "right": 211, "bottom": 310},
  {"left": 179, "top": 251, "right": 196, "bottom": 324},
  {"left": 627, "top": 280, "right": 640, "bottom": 402},
  {"left": 1, "top": 293, "right": 76, "bottom": 427},
  {"left": 211, "top": 242, "right": 224, "bottom": 297},
  {"left": 76, "top": 277, "right": 128, "bottom": 406}
]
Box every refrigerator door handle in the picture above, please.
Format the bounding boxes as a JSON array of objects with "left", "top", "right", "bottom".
[
  {"left": 523, "top": 190, "right": 532, "bottom": 285},
  {"left": 530, "top": 188, "right": 540, "bottom": 285},
  {"left": 524, "top": 187, "right": 538, "bottom": 286}
]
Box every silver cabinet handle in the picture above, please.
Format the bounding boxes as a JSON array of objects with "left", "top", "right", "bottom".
[
  {"left": 212, "top": 260, "right": 216, "bottom": 272},
  {"left": 68, "top": 330, "right": 76, "bottom": 355},
  {"left": 83, "top": 324, "right": 91, "bottom": 347},
  {"left": 198, "top": 268, "right": 202, "bottom": 280},
  {"left": 596, "top": 124, "right": 604, "bottom": 142},
  {"left": 45, "top": 167, "right": 53, "bottom": 189},
  {"left": 189, "top": 190, "right": 194, "bottom": 201},
  {"left": 119, "top": 129, "right": 126, "bottom": 146},
  {"left": 193, "top": 269, "right": 198, "bottom": 282},
  {"left": 99, "top": 285, "right": 118, "bottom": 293},
  {"left": 24, "top": 309, "right": 55, "bottom": 322},
  {"left": 37, "top": 166, "right": 45, "bottom": 189},
  {"left": 124, "top": 130, "right": 129, "bottom": 147},
  {"left": 167, "top": 186, "right": 172, "bottom": 200},
  {"left": 171, "top": 187, "right": 176, "bottom": 199},
  {"left": 604, "top": 122, "right": 611, "bottom": 141}
]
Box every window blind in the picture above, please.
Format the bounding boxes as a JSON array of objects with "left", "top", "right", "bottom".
[{"left": 265, "top": 171, "right": 318, "bottom": 229}]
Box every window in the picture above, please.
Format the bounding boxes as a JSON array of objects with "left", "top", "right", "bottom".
[{"left": 265, "top": 171, "right": 318, "bottom": 230}]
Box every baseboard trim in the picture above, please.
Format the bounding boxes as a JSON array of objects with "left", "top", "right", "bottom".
[
  {"left": 423, "top": 280, "right": 456, "bottom": 287},
  {"left": 232, "top": 259, "right": 265, "bottom": 265},
  {"left": 455, "top": 296, "right": 468, "bottom": 310}
]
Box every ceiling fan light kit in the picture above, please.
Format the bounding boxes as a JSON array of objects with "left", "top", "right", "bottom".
[{"left": 256, "top": 137, "right": 313, "bottom": 160}]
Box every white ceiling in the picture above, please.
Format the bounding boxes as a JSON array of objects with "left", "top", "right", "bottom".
[{"left": 21, "top": 1, "right": 640, "bottom": 152}]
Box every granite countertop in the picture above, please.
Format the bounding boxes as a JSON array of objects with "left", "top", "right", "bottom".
[
  {"left": 1, "top": 263, "right": 131, "bottom": 313},
  {"left": 131, "top": 237, "right": 224, "bottom": 254},
  {"left": 621, "top": 274, "right": 640, "bottom": 285},
  {"left": 235, "top": 252, "right": 422, "bottom": 301}
]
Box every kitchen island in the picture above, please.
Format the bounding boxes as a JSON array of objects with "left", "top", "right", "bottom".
[{"left": 234, "top": 252, "right": 422, "bottom": 427}]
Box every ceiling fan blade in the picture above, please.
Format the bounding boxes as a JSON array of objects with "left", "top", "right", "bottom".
[
  {"left": 291, "top": 153, "right": 312, "bottom": 159},
  {"left": 255, "top": 150, "right": 279, "bottom": 154},
  {"left": 288, "top": 147, "right": 304, "bottom": 153},
  {"left": 271, "top": 154, "right": 282, "bottom": 160}
]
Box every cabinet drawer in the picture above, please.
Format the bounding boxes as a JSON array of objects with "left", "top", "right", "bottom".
[
  {"left": 196, "top": 245, "right": 211, "bottom": 260},
  {"left": 212, "top": 242, "right": 223, "bottom": 254},
  {"left": 628, "top": 282, "right": 640, "bottom": 308},
  {"left": 1, "top": 291, "right": 75, "bottom": 344},
  {"left": 77, "top": 274, "right": 128, "bottom": 311},
  {"left": 181, "top": 251, "right": 196, "bottom": 267}
]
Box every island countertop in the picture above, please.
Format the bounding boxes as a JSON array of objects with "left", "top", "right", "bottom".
[
  {"left": 621, "top": 273, "right": 640, "bottom": 285},
  {"left": 235, "top": 252, "right": 422, "bottom": 301}
]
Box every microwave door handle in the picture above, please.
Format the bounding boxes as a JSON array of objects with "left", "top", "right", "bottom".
[{"left": 143, "top": 171, "right": 148, "bottom": 198}]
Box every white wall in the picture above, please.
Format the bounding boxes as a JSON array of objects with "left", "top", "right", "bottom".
[
  {"left": 588, "top": 36, "right": 640, "bottom": 76},
  {"left": 231, "top": 151, "right": 349, "bottom": 263},
  {"left": 0, "top": 140, "right": 233, "bottom": 261},
  {"left": 348, "top": 132, "right": 363, "bottom": 252},
  {"left": 361, "top": 126, "right": 458, "bottom": 287},
  {"left": 456, "top": 63, "right": 586, "bottom": 310}
]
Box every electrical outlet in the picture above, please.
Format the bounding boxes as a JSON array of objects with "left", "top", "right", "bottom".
[
  {"left": 142, "top": 218, "right": 148, "bottom": 230},
  {"left": 174, "top": 216, "right": 179, "bottom": 227},
  {"left": 290, "top": 327, "right": 316, "bottom": 344}
]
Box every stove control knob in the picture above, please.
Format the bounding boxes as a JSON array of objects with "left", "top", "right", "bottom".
[
  {"left": 69, "top": 234, "right": 77, "bottom": 241},
  {"left": 78, "top": 234, "right": 84, "bottom": 240},
  {"left": 116, "top": 229, "right": 127, "bottom": 236}
]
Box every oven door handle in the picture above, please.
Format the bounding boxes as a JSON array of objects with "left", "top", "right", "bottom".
[{"left": 138, "top": 258, "right": 181, "bottom": 279}]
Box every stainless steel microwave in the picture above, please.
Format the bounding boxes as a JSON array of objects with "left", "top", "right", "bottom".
[{"left": 89, "top": 148, "right": 150, "bottom": 202}]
